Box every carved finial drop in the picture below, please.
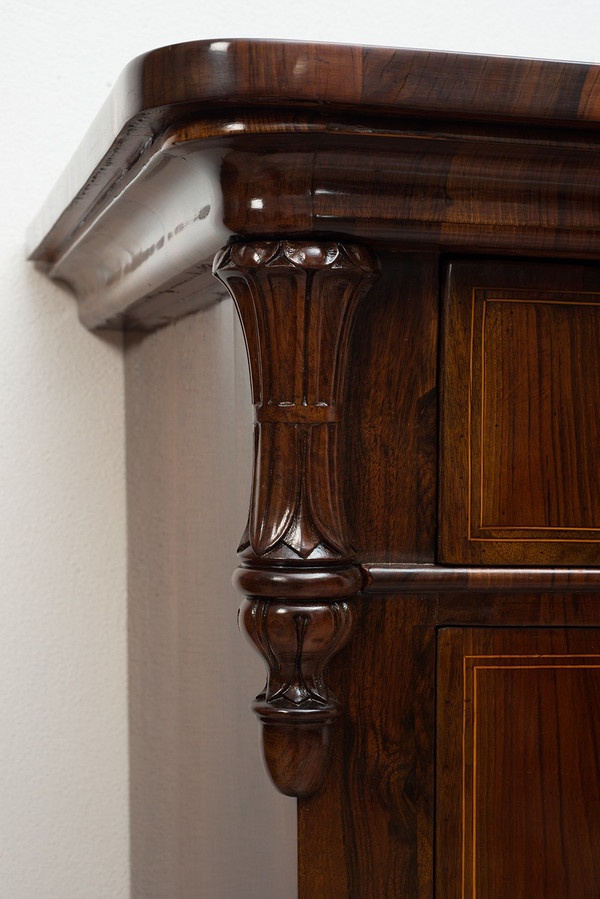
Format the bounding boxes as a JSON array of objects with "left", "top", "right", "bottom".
[
  {"left": 214, "top": 240, "right": 379, "bottom": 798},
  {"left": 240, "top": 598, "right": 355, "bottom": 797}
]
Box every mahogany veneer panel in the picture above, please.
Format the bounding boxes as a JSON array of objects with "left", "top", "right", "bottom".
[
  {"left": 343, "top": 253, "right": 438, "bottom": 562},
  {"left": 440, "top": 260, "right": 600, "bottom": 564},
  {"left": 437, "top": 627, "right": 600, "bottom": 899},
  {"left": 29, "top": 37, "right": 600, "bottom": 899},
  {"left": 299, "top": 596, "right": 436, "bottom": 899}
]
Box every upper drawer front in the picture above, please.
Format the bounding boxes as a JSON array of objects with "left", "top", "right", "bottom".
[{"left": 440, "top": 261, "right": 600, "bottom": 565}]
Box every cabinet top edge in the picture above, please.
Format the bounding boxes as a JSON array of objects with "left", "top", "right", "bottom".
[{"left": 27, "top": 39, "right": 600, "bottom": 260}]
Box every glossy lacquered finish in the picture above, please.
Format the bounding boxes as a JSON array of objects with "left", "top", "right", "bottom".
[
  {"left": 214, "top": 240, "right": 379, "bottom": 797},
  {"left": 27, "top": 42, "right": 600, "bottom": 329},
  {"left": 363, "top": 565, "right": 600, "bottom": 593},
  {"left": 30, "top": 39, "right": 600, "bottom": 899},
  {"left": 28, "top": 39, "right": 600, "bottom": 250},
  {"left": 437, "top": 628, "right": 600, "bottom": 898},
  {"left": 440, "top": 261, "right": 600, "bottom": 564}
]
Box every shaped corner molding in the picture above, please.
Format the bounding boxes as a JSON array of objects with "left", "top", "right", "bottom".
[{"left": 214, "top": 240, "right": 379, "bottom": 797}]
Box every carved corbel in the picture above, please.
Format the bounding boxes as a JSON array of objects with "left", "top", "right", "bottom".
[{"left": 213, "top": 240, "right": 379, "bottom": 798}]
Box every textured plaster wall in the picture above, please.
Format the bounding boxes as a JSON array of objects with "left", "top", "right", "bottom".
[{"left": 3, "top": 0, "right": 600, "bottom": 897}]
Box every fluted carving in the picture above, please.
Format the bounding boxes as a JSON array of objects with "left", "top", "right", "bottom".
[
  {"left": 215, "top": 240, "right": 378, "bottom": 563},
  {"left": 213, "top": 240, "right": 379, "bottom": 797}
]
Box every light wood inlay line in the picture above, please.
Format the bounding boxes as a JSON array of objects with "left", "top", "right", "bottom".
[
  {"left": 467, "top": 288, "right": 477, "bottom": 543},
  {"left": 464, "top": 654, "right": 600, "bottom": 898},
  {"left": 469, "top": 289, "right": 600, "bottom": 540}
]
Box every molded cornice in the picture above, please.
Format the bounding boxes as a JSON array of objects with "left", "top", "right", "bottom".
[{"left": 27, "top": 41, "right": 600, "bottom": 330}]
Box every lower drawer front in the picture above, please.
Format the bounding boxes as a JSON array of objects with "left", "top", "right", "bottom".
[
  {"left": 440, "top": 260, "right": 600, "bottom": 565},
  {"left": 436, "top": 626, "right": 600, "bottom": 898}
]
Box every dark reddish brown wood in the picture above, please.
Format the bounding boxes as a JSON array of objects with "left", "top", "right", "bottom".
[
  {"left": 437, "top": 627, "right": 600, "bottom": 898},
  {"left": 363, "top": 565, "right": 600, "bottom": 593},
  {"left": 436, "top": 593, "right": 600, "bottom": 627},
  {"left": 214, "top": 240, "right": 379, "bottom": 798},
  {"left": 342, "top": 252, "right": 439, "bottom": 562},
  {"left": 31, "top": 117, "right": 600, "bottom": 330},
  {"left": 28, "top": 45, "right": 600, "bottom": 330},
  {"left": 440, "top": 260, "right": 600, "bottom": 565},
  {"left": 234, "top": 564, "right": 363, "bottom": 598},
  {"left": 27, "top": 40, "right": 600, "bottom": 267},
  {"left": 240, "top": 597, "right": 355, "bottom": 799},
  {"left": 297, "top": 253, "right": 440, "bottom": 897},
  {"left": 299, "top": 596, "right": 437, "bottom": 899},
  {"left": 214, "top": 240, "right": 379, "bottom": 565},
  {"left": 212, "top": 124, "right": 600, "bottom": 253},
  {"left": 30, "top": 41, "right": 600, "bottom": 899}
]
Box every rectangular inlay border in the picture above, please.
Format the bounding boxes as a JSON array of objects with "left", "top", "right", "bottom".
[
  {"left": 462, "top": 653, "right": 600, "bottom": 899},
  {"left": 468, "top": 287, "right": 600, "bottom": 542}
]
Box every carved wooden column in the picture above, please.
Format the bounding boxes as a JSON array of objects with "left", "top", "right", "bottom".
[{"left": 213, "top": 240, "right": 379, "bottom": 798}]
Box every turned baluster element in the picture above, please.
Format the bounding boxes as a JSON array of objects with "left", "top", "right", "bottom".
[{"left": 213, "top": 240, "right": 379, "bottom": 798}]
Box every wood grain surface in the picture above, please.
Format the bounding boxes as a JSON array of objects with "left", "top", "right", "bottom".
[
  {"left": 214, "top": 240, "right": 379, "bottom": 799},
  {"left": 28, "top": 39, "right": 600, "bottom": 264},
  {"left": 363, "top": 564, "right": 600, "bottom": 593},
  {"left": 33, "top": 39, "right": 600, "bottom": 899},
  {"left": 29, "top": 42, "right": 600, "bottom": 329},
  {"left": 440, "top": 260, "right": 600, "bottom": 564},
  {"left": 437, "top": 627, "right": 600, "bottom": 898},
  {"left": 343, "top": 252, "right": 438, "bottom": 562},
  {"left": 299, "top": 596, "right": 437, "bottom": 899},
  {"left": 297, "top": 251, "right": 439, "bottom": 895}
]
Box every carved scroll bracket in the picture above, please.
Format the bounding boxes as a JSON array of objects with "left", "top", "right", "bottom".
[{"left": 214, "top": 240, "right": 379, "bottom": 798}]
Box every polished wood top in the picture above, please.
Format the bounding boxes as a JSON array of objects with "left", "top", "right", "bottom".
[
  {"left": 28, "top": 40, "right": 600, "bottom": 329},
  {"left": 93, "top": 40, "right": 600, "bottom": 123},
  {"left": 27, "top": 40, "right": 600, "bottom": 259}
]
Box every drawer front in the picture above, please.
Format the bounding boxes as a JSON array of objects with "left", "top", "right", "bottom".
[
  {"left": 436, "top": 626, "right": 600, "bottom": 898},
  {"left": 440, "top": 261, "right": 600, "bottom": 564}
]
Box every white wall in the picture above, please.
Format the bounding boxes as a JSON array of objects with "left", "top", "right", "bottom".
[{"left": 4, "top": 1, "right": 600, "bottom": 897}]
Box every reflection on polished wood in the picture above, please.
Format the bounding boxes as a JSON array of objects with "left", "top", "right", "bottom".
[
  {"left": 27, "top": 42, "right": 600, "bottom": 328},
  {"left": 363, "top": 564, "right": 600, "bottom": 593},
  {"left": 438, "top": 628, "right": 600, "bottom": 898},
  {"left": 29, "top": 39, "right": 600, "bottom": 256},
  {"left": 441, "top": 261, "right": 600, "bottom": 564},
  {"left": 214, "top": 240, "right": 378, "bottom": 798},
  {"left": 29, "top": 39, "right": 600, "bottom": 899}
]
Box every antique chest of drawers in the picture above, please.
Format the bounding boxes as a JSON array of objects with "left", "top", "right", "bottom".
[{"left": 29, "top": 40, "right": 600, "bottom": 897}]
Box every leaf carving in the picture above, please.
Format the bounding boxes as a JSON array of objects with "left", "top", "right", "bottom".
[
  {"left": 249, "top": 422, "right": 298, "bottom": 556},
  {"left": 213, "top": 240, "right": 379, "bottom": 799},
  {"left": 306, "top": 424, "right": 348, "bottom": 555},
  {"left": 213, "top": 240, "right": 379, "bottom": 562}
]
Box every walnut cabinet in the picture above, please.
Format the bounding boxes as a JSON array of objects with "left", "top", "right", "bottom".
[{"left": 28, "top": 40, "right": 600, "bottom": 897}]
